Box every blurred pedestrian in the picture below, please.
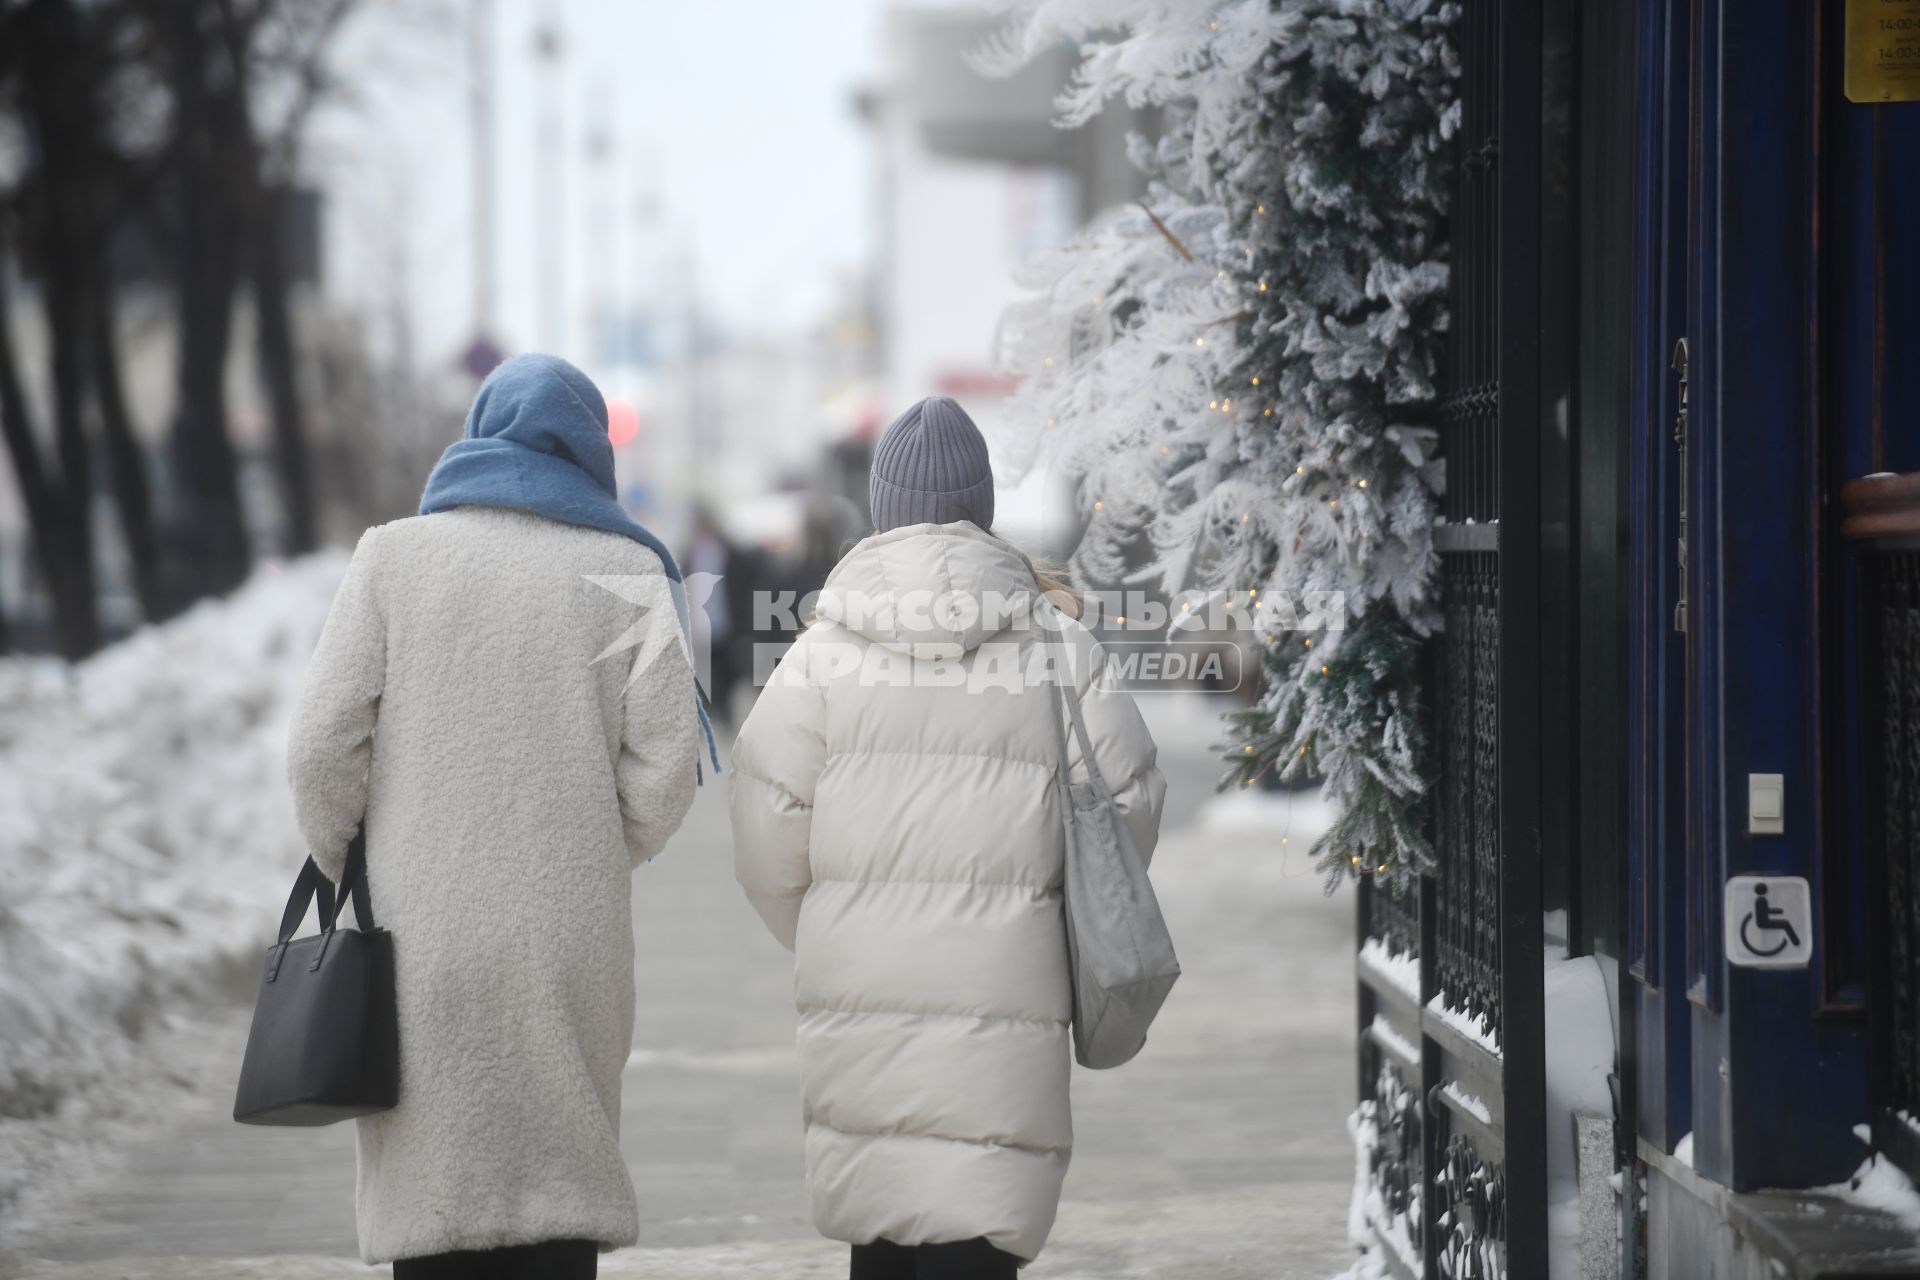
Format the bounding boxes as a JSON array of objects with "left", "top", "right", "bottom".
[
  {"left": 728, "top": 396, "right": 1167, "bottom": 1278},
  {"left": 287, "top": 354, "right": 709, "bottom": 1279},
  {"left": 790, "top": 490, "right": 866, "bottom": 607},
  {"left": 682, "top": 503, "right": 758, "bottom": 724}
]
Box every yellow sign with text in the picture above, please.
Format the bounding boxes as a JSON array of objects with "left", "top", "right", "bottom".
[{"left": 1848, "top": 0, "right": 1920, "bottom": 102}]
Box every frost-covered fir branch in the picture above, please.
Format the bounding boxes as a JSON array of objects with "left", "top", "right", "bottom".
[{"left": 983, "top": 0, "right": 1457, "bottom": 893}]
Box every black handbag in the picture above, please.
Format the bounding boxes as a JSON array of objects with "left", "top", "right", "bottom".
[{"left": 233, "top": 828, "right": 399, "bottom": 1125}]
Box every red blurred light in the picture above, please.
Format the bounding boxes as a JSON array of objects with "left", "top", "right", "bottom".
[{"left": 607, "top": 398, "right": 640, "bottom": 447}]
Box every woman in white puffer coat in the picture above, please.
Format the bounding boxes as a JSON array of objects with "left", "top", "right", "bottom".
[{"left": 730, "top": 397, "right": 1167, "bottom": 1279}]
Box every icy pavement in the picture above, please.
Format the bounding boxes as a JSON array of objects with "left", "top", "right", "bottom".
[
  {"left": 1, "top": 650, "right": 1360, "bottom": 1278},
  {"left": 1, "top": 1185, "right": 1349, "bottom": 1279}
]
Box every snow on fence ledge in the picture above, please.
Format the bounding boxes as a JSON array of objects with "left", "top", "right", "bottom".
[{"left": 1357, "top": 936, "right": 1420, "bottom": 1003}]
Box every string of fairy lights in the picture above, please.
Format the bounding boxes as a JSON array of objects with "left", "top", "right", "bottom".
[
  {"left": 1057, "top": 293, "right": 1392, "bottom": 877},
  {"left": 992, "top": 0, "right": 1450, "bottom": 891}
]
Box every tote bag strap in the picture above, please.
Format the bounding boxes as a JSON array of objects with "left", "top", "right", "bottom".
[
  {"left": 272, "top": 826, "right": 375, "bottom": 946},
  {"left": 275, "top": 856, "right": 337, "bottom": 945},
  {"left": 1058, "top": 662, "right": 1120, "bottom": 807},
  {"left": 1043, "top": 606, "right": 1118, "bottom": 806},
  {"left": 1049, "top": 674, "right": 1075, "bottom": 823},
  {"left": 333, "top": 826, "right": 376, "bottom": 932}
]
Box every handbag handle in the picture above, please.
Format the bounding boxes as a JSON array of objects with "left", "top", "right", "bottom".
[
  {"left": 273, "top": 826, "right": 374, "bottom": 946},
  {"left": 1043, "top": 604, "right": 1118, "bottom": 804},
  {"left": 1049, "top": 676, "right": 1076, "bottom": 834},
  {"left": 276, "top": 856, "right": 338, "bottom": 945},
  {"left": 1058, "top": 662, "right": 1118, "bottom": 804},
  {"left": 333, "top": 826, "right": 376, "bottom": 932}
]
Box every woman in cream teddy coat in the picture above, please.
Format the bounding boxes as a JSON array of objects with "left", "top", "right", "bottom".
[
  {"left": 730, "top": 398, "right": 1166, "bottom": 1279},
  {"left": 288, "top": 355, "right": 701, "bottom": 1278}
]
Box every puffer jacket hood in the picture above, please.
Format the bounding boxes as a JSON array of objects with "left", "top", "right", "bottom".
[{"left": 815, "top": 521, "right": 1040, "bottom": 654}]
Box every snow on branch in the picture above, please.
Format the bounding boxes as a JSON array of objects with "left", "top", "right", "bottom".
[{"left": 984, "top": 0, "right": 1458, "bottom": 892}]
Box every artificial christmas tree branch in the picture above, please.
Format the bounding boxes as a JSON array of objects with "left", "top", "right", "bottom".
[{"left": 985, "top": 0, "right": 1457, "bottom": 891}]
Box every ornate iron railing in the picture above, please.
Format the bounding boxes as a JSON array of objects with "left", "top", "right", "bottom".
[
  {"left": 1350, "top": 0, "right": 1546, "bottom": 1273},
  {"left": 1437, "top": 552, "right": 1503, "bottom": 1045},
  {"left": 1367, "top": 877, "right": 1421, "bottom": 963},
  {"left": 1843, "top": 471, "right": 1920, "bottom": 1185},
  {"left": 1438, "top": 1129, "right": 1507, "bottom": 1280},
  {"left": 1883, "top": 552, "right": 1920, "bottom": 1121},
  {"left": 1359, "top": 1050, "right": 1423, "bottom": 1268}
]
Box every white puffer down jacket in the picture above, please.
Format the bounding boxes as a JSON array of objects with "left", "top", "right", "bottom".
[{"left": 729, "top": 522, "right": 1166, "bottom": 1261}]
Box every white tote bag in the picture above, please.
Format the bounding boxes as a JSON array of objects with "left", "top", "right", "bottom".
[{"left": 1050, "top": 670, "right": 1181, "bottom": 1069}]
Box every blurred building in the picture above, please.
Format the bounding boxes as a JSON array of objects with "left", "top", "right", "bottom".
[
  {"left": 590, "top": 257, "right": 883, "bottom": 562},
  {"left": 857, "top": 4, "right": 1150, "bottom": 553},
  {"left": 1350, "top": 4, "right": 1920, "bottom": 1278}
]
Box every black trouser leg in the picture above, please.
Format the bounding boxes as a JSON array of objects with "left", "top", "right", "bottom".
[
  {"left": 850, "top": 1238, "right": 1019, "bottom": 1280},
  {"left": 916, "top": 1237, "right": 1020, "bottom": 1279},
  {"left": 395, "top": 1239, "right": 597, "bottom": 1280},
  {"left": 850, "top": 1239, "right": 917, "bottom": 1280},
  {"left": 394, "top": 1249, "right": 489, "bottom": 1280},
  {"left": 503, "top": 1240, "right": 596, "bottom": 1279}
]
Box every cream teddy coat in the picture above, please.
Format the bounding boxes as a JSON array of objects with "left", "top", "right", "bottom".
[
  {"left": 287, "top": 507, "right": 697, "bottom": 1263},
  {"left": 729, "top": 522, "right": 1166, "bottom": 1261}
]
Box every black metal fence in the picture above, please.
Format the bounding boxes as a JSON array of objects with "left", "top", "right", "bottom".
[
  {"left": 1352, "top": 0, "right": 1546, "bottom": 1275},
  {"left": 1882, "top": 552, "right": 1920, "bottom": 1145},
  {"left": 1436, "top": 551, "right": 1502, "bottom": 1046},
  {"left": 1850, "top": 495, "right": 1920, "bottom": 1186}
]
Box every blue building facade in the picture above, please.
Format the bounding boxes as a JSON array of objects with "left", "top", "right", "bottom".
[{"left": 1351, "top": 2, "right": 1920, "bottom": 1276}]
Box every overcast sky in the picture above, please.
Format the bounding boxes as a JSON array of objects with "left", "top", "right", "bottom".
[{"left": 312, "top": 0, "right": 895, "bottom": 367}]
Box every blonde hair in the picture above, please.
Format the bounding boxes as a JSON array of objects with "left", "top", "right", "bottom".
[
  {"left": 1031, "top": 558, "right": 1083, "bottom": 620},
  {"left": 994, "top": 532, "right": 1082, "bottom": 620}
]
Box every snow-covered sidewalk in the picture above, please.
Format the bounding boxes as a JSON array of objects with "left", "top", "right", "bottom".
[
  {"left": 0, "top": 557, "right": 347, "bottom": 1217},
  {"left": 2, "top": 612, "right": 1365, "bottom": 1278},
  {"left": 2, "top": 1184, "right": 1353, "bottom": 1279}
]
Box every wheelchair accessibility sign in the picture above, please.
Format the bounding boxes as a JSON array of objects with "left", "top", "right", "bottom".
[{"left": 1724, "top": 876, "right": 1813, "bottom": 969}]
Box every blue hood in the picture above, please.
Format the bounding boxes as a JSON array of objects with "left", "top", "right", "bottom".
[
  {"left": 424, "top": 352, "right": 630, "bottom": 529},
  {"left": 419, "top": 352, "right": 718, "bottom": 777}
]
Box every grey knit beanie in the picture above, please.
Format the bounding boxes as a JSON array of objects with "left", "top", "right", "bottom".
[{"left": 869, "top": 396, "right": 995, "bottom": 533}]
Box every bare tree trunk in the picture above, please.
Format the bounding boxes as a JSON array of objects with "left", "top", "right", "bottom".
[
  {"left": 163, "top": 0, "right": 250, "bottom": 605},
  {"left": 39, "top": 171, "right": 100, "bottom": 659},
  {"left": 213, "top": 0, "right": 358, "bottom": 560},
  {"left": 251, "top": 183, "right": 315, "bottom": 555},
  {"left": 0, "top": 250, "right": 95, "bottom": 659},
  {"left": 13, "top": 0, "right": 101, "bottom": 658},
  {"left": 88, "top": 269, "right": 166, "bottom": 621}
]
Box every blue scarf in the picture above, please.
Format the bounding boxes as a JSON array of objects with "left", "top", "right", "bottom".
[{"left": 420, "top": 353, "right": 719, "bottom": 779}]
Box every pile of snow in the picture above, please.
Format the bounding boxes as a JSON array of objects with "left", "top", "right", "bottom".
[
  {"left": 1345, "top": 1101, "right": 1419, "bottom": 1278},
  {"left": 1322, "top": 1254, "right": 1393, "bottom": 1280},
  {"left": 0, "top": 555, "right": 344, "bottom": 1209},
  {"left": 1830, "top": 1151, "right": 1920, "bottom": 1234},
  {"left": 1541, "top": 954, "right": 1619, "bottom": 1280}
]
